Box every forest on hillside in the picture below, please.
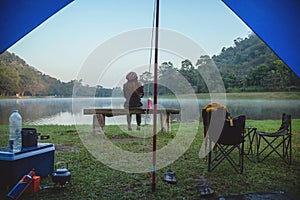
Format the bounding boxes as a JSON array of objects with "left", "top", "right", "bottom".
[{"left": 0, "top": 33, "right": 299, "bottom": 97}]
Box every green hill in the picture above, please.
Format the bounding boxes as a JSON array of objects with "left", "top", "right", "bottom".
[
  {"left": 1, "top": 33, "right": 299, "bottom": 96},
  {"left": 0, "top": 51, "right": 118, "bottom": 97},
  {"left": 212, "top": 34, "right": 300, "bottom": 92},
  {"left": 0, "top": 51, "right": 74, "bottom": 96}
]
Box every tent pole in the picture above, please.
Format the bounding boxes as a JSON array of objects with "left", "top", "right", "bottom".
[{"left": 152, "top": 0, "right": 159, "bottom": 192}]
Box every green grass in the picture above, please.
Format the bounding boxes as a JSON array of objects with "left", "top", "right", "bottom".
[{"left": 0, "top": 119, "right": 299, "bottom": 199}]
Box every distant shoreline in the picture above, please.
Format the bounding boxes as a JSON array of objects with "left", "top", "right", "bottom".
[{"left": 1, "top": 91, "right": 300, "bottom": 100}]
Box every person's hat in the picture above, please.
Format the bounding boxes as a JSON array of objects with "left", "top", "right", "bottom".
[{"left": 126, "top": 72, "right": 138, "bottom": 80}]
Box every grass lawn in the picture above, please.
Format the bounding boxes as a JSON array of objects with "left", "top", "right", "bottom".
[{"left": 0, "top": 118, "right": 299, "bottom": 199}]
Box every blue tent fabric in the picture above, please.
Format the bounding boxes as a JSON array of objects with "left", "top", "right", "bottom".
[
  {"left": 222, "top": 0, "right": 300, "bottom": 77},
  {"left": 0, "top": 0, "right": 299, "bottom": 77},
  {"left": 0, "top": 0, "right": 73, "bottom": 54}
]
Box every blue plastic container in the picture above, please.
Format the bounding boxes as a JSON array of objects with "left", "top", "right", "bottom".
[{"left": 0, "top": 143, "right": 55, "bottom": 188}]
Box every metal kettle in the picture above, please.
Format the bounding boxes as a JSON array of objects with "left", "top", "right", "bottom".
[{"left": 51, "top": 163, "right": 71, "bottom": 187}]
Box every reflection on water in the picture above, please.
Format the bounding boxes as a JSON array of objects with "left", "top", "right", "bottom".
[
  {"left": 0, "top": 97, "right": 299, "bottom": 125},
  {"left": 0, "top": 98, "right": 72, "bottom": 125},
  {"left": 225, "top": 99, "right": 300, "bottom": 120}
]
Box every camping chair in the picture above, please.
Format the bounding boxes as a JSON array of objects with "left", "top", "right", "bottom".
[
  {"left": 202, "top": 107, "right": 246, "bottom": 174},
  {"left": 202, "top": 102, "right": 233, "bottom": 156},
  {"left": 256, "top": 113, "right": 292, "bottom": 164}
]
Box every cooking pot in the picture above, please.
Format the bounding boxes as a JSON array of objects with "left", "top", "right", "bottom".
[{"left": 21, "top": 128, "right": 50, "bottom": 148}]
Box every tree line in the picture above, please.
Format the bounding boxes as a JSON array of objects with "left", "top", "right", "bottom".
[
  {"left": 0, "top": 33, "right": 299, "bottom": 97},
  {"left": 139, "top": 34, "right": 299, "bottom": 95}
]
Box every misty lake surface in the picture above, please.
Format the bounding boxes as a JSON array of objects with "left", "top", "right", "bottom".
[{"left": 0, "top": 97, "right": 299, "bottom": 126}]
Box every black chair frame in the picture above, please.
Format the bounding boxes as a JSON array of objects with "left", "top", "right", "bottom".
[
  {"left": 202, "top": 108, "right": 246, "bottom": 174},
  {"left": 257, "top": 113, "right": 292, "bottom": 164},
  {"left": 243, "top": 126, "right": 258, "bottom": 162}
]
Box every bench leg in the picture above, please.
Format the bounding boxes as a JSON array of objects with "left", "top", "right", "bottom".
[
  {"left": 160, "top": 113, "right": 170, "bottom": 133},
  {"left": 93, "top": 114, "right": 105, "bottom": 133}
]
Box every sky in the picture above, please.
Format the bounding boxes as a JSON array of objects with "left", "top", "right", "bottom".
[{"left": 8, "top": 0, "right": 251, "bottom": 87}]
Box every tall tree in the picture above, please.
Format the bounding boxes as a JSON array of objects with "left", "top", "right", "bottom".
[
  {"left": 140, "top": 71, "right": 153, "bottom": 96},
  {"left": 19, "top": 67, "right": 39, "bottom": 96},
  {"left": 180, "top": 59, "right": 196, "bottom": 88},
  {"left": 0, "top": 65, "right": 19, "bottom": 95}
]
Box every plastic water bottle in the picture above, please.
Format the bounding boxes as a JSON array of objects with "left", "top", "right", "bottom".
[{"left": 9, "top": 110, "right": 22, "bottom": 152}]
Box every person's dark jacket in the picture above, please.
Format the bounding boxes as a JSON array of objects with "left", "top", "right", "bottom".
[{"left": 123, "top": 81, "right": 144, "bottom": 108}]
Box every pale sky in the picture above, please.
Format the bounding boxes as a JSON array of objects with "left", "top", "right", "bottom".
[{"left": 8, "top": 0, "right": 251, "bottom": 87}]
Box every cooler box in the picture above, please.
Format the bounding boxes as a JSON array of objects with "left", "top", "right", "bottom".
[{"left": 0, "top": 143, "right": 55, "bottom": 188}]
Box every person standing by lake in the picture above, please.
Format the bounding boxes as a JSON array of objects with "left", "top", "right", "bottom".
[{"left": 123, "top": 72, "right": 144, "bottom": 131}]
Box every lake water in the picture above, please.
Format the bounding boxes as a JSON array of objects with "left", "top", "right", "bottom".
[{"left": 0, "top": 97, "right": 299, "bottom": 125}]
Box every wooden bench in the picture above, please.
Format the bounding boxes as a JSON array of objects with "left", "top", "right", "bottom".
[{"left": 83, "top": 108, "right": 180, "bottom": 133}]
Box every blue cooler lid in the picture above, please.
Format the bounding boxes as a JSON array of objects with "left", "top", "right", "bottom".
[{"left": 0, "top": 143, "right": 55, "bottom": 161}]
